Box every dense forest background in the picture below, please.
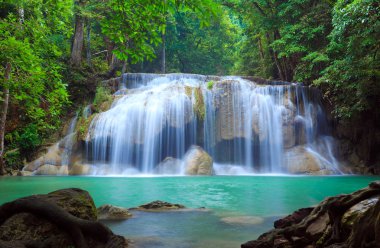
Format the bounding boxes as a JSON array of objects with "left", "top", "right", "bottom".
[{"left": 0, "top": 0, "right": 379, "bottom": 172}]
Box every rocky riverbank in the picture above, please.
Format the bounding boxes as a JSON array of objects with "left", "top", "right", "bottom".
[
  {"left": 0, "top": 188, "right": 128, "bottom": 248},
  {"left": 242, "top": 181, "right": 380, "bottom": 248}
]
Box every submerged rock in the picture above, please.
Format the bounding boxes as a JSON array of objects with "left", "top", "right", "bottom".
[
  {"left": 221, "top": 216, "right": 264, "bottom": 225},
  {"left": 0, "top": 188, "right": 127, "bottom": 247},
  {"left": 184, "top": 145, "right": 213, "bottom": 175},
  {"left": 241, "top": 181, "right": 380, "bottom": 248},
  {"left": 98, "top": 204, "right": 132, "bottom": 220},
  {"left": 136, "top": 200, "right": 185, "bottom": 211}
]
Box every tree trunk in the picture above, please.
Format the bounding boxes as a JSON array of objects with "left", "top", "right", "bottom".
[
  {"left": 86, "top": 20, "right": 92, "bottom": 67},
  {"left": 266, "top": 32, "right": 285, "bottom": 80},
  {"left": 162, "top": 33, "right": 166, "bottom": 74},
  {"left": 71, "top": 0, "right": 85, "bottom": 66},
  {"left": 0, "top": 63, "right": 11, "bottom": 175},
  {"left": 121, "top": 60, "right": 127, "bottom": 75}
]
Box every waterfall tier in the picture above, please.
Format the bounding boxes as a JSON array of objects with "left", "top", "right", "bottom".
[{"left": 84, "top": 73, "right": 341, "bottom": 175}]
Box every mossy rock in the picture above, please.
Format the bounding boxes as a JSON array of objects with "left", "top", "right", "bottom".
[
  {"left": 194, "top": 87, "right": 205, "bottom": 121},
  {"left": 76, "top": 114, "right": 97, "bottom": 142}
]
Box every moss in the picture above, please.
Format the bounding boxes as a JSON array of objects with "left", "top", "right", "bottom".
[
  {"left": 76, "top": 114, "right": 96, "bottom": 142},
  {"left": 194, "top": 87, "right": 206, "bottom": 121},
  {"left": 207, "top": 80, "right": 214, "bottom": 90},
  {"left": 184, "top": 85, "right": 192, "bottom": 98},
  {"left": 93, "top": 85, "right": 113, "bottom": 113}
]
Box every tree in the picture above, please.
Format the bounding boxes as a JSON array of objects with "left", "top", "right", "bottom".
[
  {"left": 0, "top": 63, "right": 10, "bottom": 175},
  {"left": 315, "top": 0, "right": 380, "bottom": 118},
  {"left": 71, "top": 0, "right": 86, "bottom": 66}
]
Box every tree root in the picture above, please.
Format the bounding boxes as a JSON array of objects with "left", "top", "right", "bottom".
[{"left": 0, "top": 196, "right": 126, "bottom": 248}]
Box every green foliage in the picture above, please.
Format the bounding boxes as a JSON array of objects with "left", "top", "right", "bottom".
[
  {"left": 232, "top": 0, "right": 379, "bottom": 120},
  {"left": 207, "top": 81, "right": 214, "bottom": 90},
  {"left": 93, "top": 86, "right": 113, "bottom": 112},
  {"left": 19, "top": 124, "right": 41, "bottom": 152},
  {"left": 101, "top": 0, "right": 220, "bottom": 65},
  {"left": 315, "top": 0, "right": 380, "bottom": 119},
  {"left": 4, "top": 149, "right": 22, "bottom": 170}
]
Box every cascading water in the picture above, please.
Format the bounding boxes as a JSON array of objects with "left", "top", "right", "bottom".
[{"left": 85, "top": 73, "right": 341, "bottom": 175}]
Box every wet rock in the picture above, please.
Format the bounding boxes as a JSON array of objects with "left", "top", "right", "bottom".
[
  {"left": 274, "top": 207, "right": 313, "bottom": 228},
  {"left": 283, "top": 146, "right": 331, "bottom": 174},
  {"left": 97, "top": 204, "right": 132, "bottom": 220},
  {"left": 154, "top": 157, "right": 182, "bottom": 174},
  {"left": 0, "top": 188, "right": 127, "bottom": 247},
  {"left": 241, "top": 181, "right": 380, "bottom": 248},
  {"left": 136, "top": 200, "right": 185, "bottom": 211},
  {"left": 341, "top": 197, "right": 378, "bottom": 229},
  {"left": 184, "top": 145, "right": 213, "bottom": 175}
]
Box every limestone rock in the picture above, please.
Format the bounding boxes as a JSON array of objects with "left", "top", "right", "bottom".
[
  {"left": 34, "top": 164, "right": 68, "bottom": 175},
  {"left": 283, "top": 146, "right": 331, "bottom": 174},
  {"left": 97, "top": 204, "right": 132, "bottom": 220},
  {"left": 23, "top": 144, "right": 62, "bottom": 172},
  {"left": 69, "top": 163, "right": 94, "bottom": 175},
  {"left": 184, "top": 145, "right": 213, "bottom": 175}
]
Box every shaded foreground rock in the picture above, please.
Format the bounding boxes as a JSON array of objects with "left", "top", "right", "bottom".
[
  {"left": 135, "top": 200, "right": 185, "bottom": 211},
  {"left": 98, "top": 204, "right": 132, "bottom": 220},
  {"left": 0, "top": 188, "right": 128, "bottom": 248},
  {"left": 242, "top": 181, "right": 380, "bottom": 248}
]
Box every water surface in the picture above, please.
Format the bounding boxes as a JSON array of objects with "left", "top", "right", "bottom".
[{"left": 1, "top": 176, "right": 378, "bottom": 247}]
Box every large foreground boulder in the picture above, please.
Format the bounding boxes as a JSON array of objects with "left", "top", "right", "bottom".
[
  {"left": 0, "top": 188, "right": 128, "bottom": 248},
  {"left": 184, "top": 146, "right": 213, "bottom": 175},
  {"left": 242, "top": 181, "right": 380, "bottom": 248}
]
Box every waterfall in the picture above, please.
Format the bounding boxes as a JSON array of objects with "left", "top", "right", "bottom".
[{"left": 85, "top": 73, "right": 341, "bottom": 175}]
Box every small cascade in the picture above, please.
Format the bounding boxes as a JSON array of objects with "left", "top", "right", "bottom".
[
  {"left": 85, "top": 73, "right": 342, "bottom": 175},
  {"left": 82, "top": 105, "right": 92, "bottom": 119},
  {"left": 61, "top": 114, "right": 78, "bottom": 168}
]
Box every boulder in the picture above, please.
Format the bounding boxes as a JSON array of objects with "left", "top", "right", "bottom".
[
  {"left": 242, "top": 181, "right": 380, "bottom": 248},
  {"left": 184, "top": 146, "right": 213, "bottom": 175},
  {"left": 97, "top": 204, "right": 132, "bottom": 220},
  {"left": 154, "top": 157, "right": 182, "bottom": 174},
  {"left": 0, "top": 188, "right": 127, "bottom": 247},
  {"left": 283, "top": 146, "right": 330, "bottom": 174},
  {"left": 136, "top": 200, "right": 185, "bottom": 211}
]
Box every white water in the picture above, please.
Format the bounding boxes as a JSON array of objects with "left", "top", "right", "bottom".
[{"left": 85, "top": 73, "right": 341, "bottom": 175}]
